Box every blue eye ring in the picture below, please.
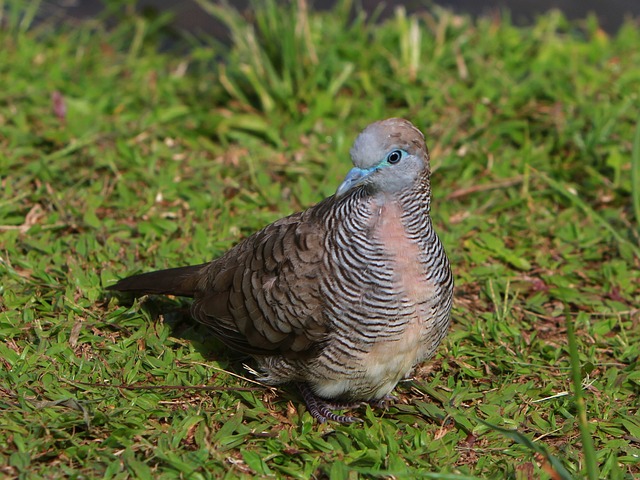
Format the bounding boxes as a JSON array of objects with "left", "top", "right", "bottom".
[{"left": 387, "top": 149, "right": 403, "bottom": 164}]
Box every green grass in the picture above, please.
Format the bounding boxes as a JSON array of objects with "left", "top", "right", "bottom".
[{"left": 1, "top": 0, "right": 639, "bottom": 478}]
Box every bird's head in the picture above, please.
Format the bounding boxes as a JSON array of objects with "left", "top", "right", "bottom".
[{"left": 336, "top": 118, "right": 430, "bottom": 199}]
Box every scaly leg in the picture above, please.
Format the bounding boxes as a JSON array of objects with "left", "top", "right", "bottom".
[{"left": 297, "top": 383, "right": 362, "bottom": 423}]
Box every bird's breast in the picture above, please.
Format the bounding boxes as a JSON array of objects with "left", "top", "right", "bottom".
[
  {"left": 309, "top": 196, "right": 445, "bottom": 401},
  {"left": 371, "top": 200, "right": 435, "bottom": 305},
  {"left": 355, "top": 199, "right": 438, "bottom": 397}
]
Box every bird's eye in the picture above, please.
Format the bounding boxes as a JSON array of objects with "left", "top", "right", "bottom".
[{"left": 387, "top": 150, "right": 403, "bottom": 164}]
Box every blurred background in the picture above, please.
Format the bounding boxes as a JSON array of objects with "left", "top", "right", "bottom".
[{"left": 38, "top": 0, "right": 640, "bottom": 37}]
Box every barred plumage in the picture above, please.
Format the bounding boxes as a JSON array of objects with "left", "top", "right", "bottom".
[{"left": 108, "top": 118, "right": 454, "bottom": 423}]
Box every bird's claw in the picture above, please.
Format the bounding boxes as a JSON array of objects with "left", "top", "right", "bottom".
[{"left": 368, "top": 394, "right": 397, "bottom": 409}]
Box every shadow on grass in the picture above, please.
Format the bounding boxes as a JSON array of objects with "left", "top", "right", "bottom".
[{"left": 103, "top": 290, "right": 250, "bottom": 368}]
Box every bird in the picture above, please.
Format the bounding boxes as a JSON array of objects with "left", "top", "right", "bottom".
[{"left": 108, "top": 118, "right": 454, "bottom": 423}]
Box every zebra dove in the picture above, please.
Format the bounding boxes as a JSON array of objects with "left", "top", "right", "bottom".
[{"left": 108, "top": 118, "right": 454, "bottom": 423}]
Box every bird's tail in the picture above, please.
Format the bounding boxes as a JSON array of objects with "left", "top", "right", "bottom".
[{"left": 107, "top": 264, "right": 208, "bottom": 298}]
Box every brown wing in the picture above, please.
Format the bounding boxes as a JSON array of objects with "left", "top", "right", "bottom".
[{"left": 190, "top": 204, "right": 331, "bottom": 359}]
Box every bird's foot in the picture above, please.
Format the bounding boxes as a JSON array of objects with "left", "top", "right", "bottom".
[
  {"left": 297, "top": 383, "right": 362, "bottom": 424},
  {"left": 368, "top": 394, "right": 397, "bottom": 409}
]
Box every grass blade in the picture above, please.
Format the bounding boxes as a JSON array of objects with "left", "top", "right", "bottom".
[
  {"left": 476, "top": 419, "right": 573, "bottom": 480},
  {"left": 535, "top": 168, "right": 640, "bottom": 257},
  {"left": 565, "top": 311, "right": 599, "bottom": 479},
  {"left": 632, "top": 116, "right": 640, "bottom": 231}
]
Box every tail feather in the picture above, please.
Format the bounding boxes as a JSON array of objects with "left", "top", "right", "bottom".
[{"left": 107, "top": 264, "right": 208, "bottom": 298}]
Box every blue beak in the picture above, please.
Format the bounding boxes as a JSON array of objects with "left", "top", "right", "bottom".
[{"left": 336, "top": 167, "right": 374, "bottom": 198}]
